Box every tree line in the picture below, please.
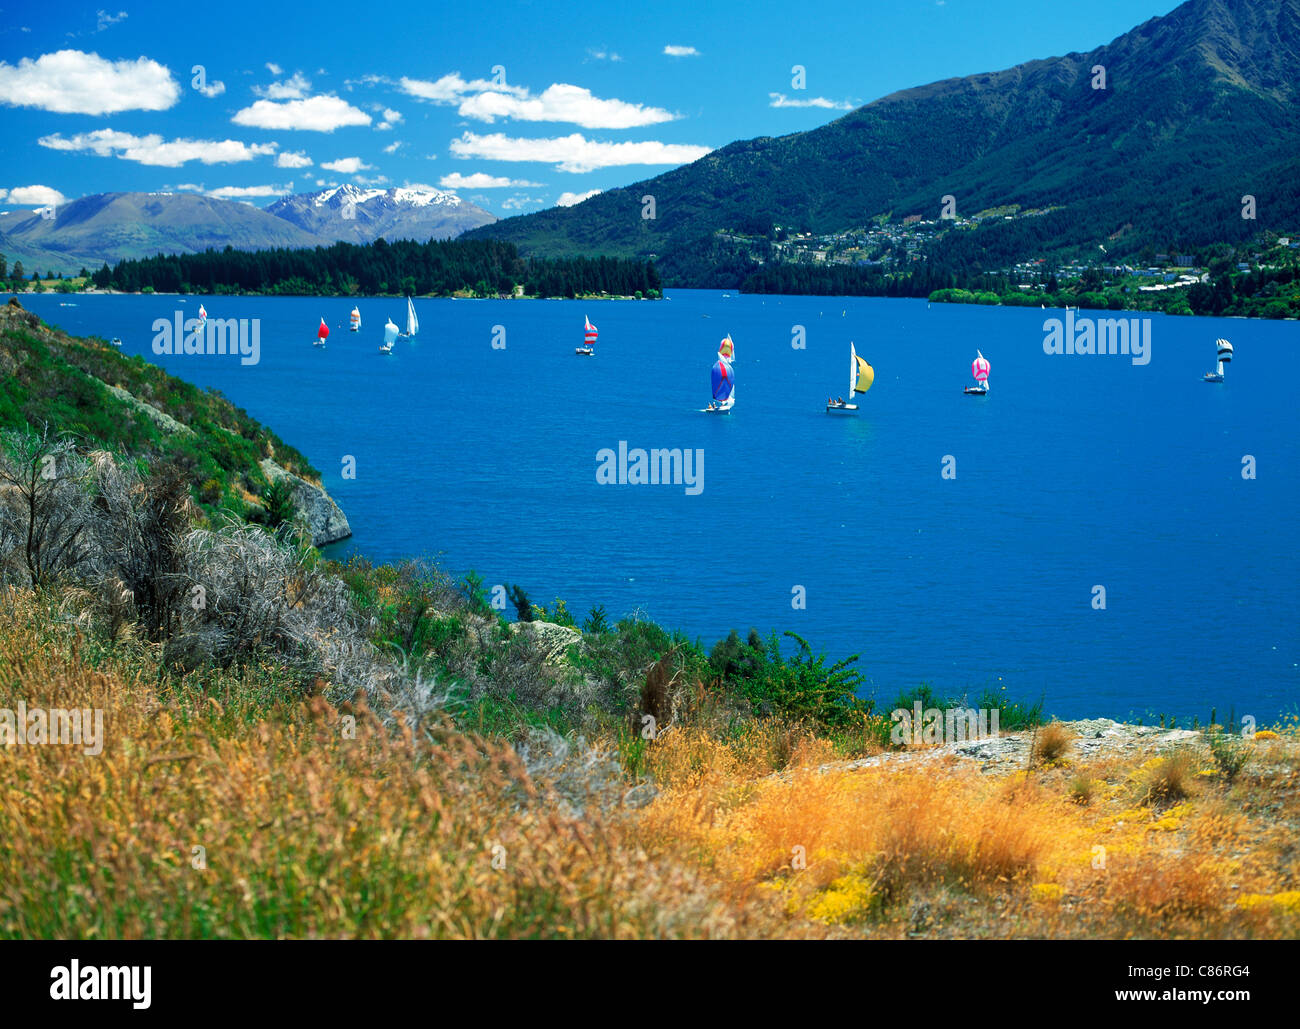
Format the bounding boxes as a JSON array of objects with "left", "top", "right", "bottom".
[{"left": 90, "top": 238, "right": 662, "bottom": 299}]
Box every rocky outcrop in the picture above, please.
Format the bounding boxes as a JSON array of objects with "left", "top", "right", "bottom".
[
  {"left": 508, "top": 620, "right": 584, "bottom": 665},
  {"left": 259, "top": 458, "right": 352, "bottom": 546},
  {"left": 811, "top": 718, "right": 1205, "bottom": 779}
]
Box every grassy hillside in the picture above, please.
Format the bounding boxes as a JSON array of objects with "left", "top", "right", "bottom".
[
  {"left": 0, "top": 298, "right": 318, "bottom": 520},
  {"left": 1, "top": 582, "right": 1297, "bottom": 939}
]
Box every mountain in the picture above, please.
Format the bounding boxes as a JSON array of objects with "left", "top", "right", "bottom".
[
  {"left": 0, "top": 192, "right": 323, "bottom": 275},
  {"left": 466, "top": 0, "right": 1300, "bottom": 285},
  {"left": 0, "top": 187, "right": 497, "bottom": 276},
  {"left": 265, "top": 185, "right": 496, "bottom": 245}
]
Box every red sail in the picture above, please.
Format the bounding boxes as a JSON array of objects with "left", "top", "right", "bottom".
[{"left": 318, "top": 319, "right": 330, "bottom": 340}]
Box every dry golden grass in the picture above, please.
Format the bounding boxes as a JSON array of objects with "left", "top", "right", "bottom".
[
  {"left": 0, "top": 595, "right": 773, "bottom": 939},
  {"left": 3, "top": 591, "right": 1298, "bottom": 939}
]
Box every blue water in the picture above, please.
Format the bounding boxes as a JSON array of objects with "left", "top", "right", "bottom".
[{"left": 21, "top": 291, "right": 1300, "bottom": 722}]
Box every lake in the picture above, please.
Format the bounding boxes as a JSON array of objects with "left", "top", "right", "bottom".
[{"left": 21, "top": 290, "right": 1299, "bottom": 723}]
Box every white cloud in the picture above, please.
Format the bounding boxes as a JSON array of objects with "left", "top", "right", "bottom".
[
  {"left": 501, "top": 194, "right": 544, "bottom": 210},
  {"left": 402, "top": 73, "right": 673, "bottom": 130},
  {"left": 4, "top": 184, "right": 66, "bottom": 207},
  {"left": 768, "top": 92, "right": 856, "bottom": 110},
  {"left": 195, "top": 78, "right": 226, "bottom": 98},
  {"left": 266, "top": 62, "right": 283, "bottom": 76},
  {"left": 95, "top": 10, "right": 127, "bottom": 31},
  {"left": 320, "top": 156, "right": 371, "bottom": 174},
  {"left": 39, "top": 128, "right": 277, "bottom": 167},
  {"left": 663, "top": 45, "right": 700, "bottom": 57},
  {"left": 207, "top": 184, "right": 287, "bottom": 199},
  {"left": 587, "top": 48, "right": 622, "bottom": 62},
  {"left": 556, "top": 189, "right": 601, "bottom": 207},
  {"left": 232, "top": 95, "right": 371, "bottom": 131},
  {"left": 450, "top": 131, "right": 711, "bottom": 173},
  {"left": 376, "top": 106, "right": 403, "bottom": 130},
  {"left": 275, "top": 150, "right": 313, "bottom": 168},
  {"left": 382, "top": 140, "right": 403, "bottom": 154},
  {"left": 439, "top": 172, "right": 541, "bottom": 189},
  {"left": 254, "top": 71, "right": 312, "bottom": 100},
  {"left": 0, "top": 49, "right": 179, "bottom": 115},
  {"left": 400, "top": 72, "right": 527, "bottom": 103},
  {"left": 458, "top": 83, "right": 674, "bottom": 129}
]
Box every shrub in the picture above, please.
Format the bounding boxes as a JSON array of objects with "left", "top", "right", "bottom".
[{"left": 1208, "top": 730, "right": 1251, "bottom": 783}]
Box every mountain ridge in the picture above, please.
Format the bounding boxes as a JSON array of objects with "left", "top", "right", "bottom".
[{"left": 464, "top": 0, "right": 1300, "bottom": 285}]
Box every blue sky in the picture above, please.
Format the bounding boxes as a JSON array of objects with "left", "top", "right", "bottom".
[{"left": 0, "top": 0, "right": 1182, "bottom": 216}]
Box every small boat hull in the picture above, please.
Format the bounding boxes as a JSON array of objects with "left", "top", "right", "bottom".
[
  {"left": 701, "top": 405, "right": 734, "bottom": 415},
  {"left": 1202, "top": 373, "right": 1223, "bottom": 383},
  {"left": 826, "top": 404, "right": 857, "bottom": 413},
  {"left": 575, "top": 347, "right": 594, "bottom": 356},
  {"left": 964, "top": 386, "right": 988, "bottom": 395}
]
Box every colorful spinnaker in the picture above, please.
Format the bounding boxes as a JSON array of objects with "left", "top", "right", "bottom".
[
  {"left": 972, "top": 350, "right": 990, "bottom": 385},
  {"left": 316, "top": 318, "right": 329, "bottom": 344},
  {"left": 711, "top": 357, "right": 735, "bottom": 406},
  {"left": 852, "top": 343, "right": 874, "bottom": 395},
  {"left": 718, "top": 334, "right": 735, "bottom": 361},
  {"left": 350, "top": 307, "right": 361, "bottom": 332},
  {"left": 198, "top": 304, "right": 207, "bottom": 323}
]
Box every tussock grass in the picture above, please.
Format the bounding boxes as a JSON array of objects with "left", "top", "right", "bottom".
[
  {"left": 3, "top": 589, "right": 1297, "bottom": 939},
  {"left": 1032, "top": 721, "right": 1074, "bottom": 766}
]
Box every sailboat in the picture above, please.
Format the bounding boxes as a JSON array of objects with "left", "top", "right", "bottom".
[
  {"left": 403, "top": 296, "right": 419, "bottom": 337},
  {"left": 576, "top": 315, "right": 597, "bottom": 355},
  {"left": 350, "top": 306, "right": 361, "bottom": 332},
  {"left": 380, "top": 318, "right": 399, "bottom": 354},
  {"left": 965, "top": 350, "right": 990, "bottom": 395},
  {"left": 718, "top": 333, "right": 735, "bottom": 362},
  {"left": 1203, "top": 338, "right": 1232, "bottom": 382},
  {"left": 314, "top": 318, "right": 329, "bottom": 348},
  {"left": 703, "top": 357, "right": 735, "bottom": 413},
  {"left": 827, "top": 343, "right": 872, "bottom": 412},
  {"left": 198, "top": 303, "right": 207, "bottom": 324}
]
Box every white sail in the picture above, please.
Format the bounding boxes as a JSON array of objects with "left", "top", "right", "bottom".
[
  {"left": 382, "top": 318, "right": 399, "bottom": 351},
  {"left": 406, "top": 297, "right": 418, "bottom": 336},
  {"left": 850, "top": 343, "right": 857, "bottom": 399}
]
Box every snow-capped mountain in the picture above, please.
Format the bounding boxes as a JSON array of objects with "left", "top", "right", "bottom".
[
  {"left": 265, "top": 185, "right": 496, "bottom": 244},
  {"left": 0, "top": 186, "right": 500, "bottom": 274}
]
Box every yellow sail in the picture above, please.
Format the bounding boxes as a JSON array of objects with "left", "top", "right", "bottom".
[{"left": 854, "top": 356, "right": 874, "bottom": 393}]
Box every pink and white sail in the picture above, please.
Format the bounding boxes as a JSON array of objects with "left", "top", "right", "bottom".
[{"left": 972, "top": 351, "right": 990, "bottom": 384}]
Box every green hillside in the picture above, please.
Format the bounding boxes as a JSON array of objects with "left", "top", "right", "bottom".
[
  {"left": 466, "top": 0, "right": 1300, "bottom": 286},
  {"left": 0, "top": 298, "right": 319, "bottom": 521}
]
